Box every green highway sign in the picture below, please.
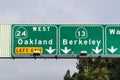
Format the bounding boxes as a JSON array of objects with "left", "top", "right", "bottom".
[
  {"left": 11, "top": 24, "right": 57, "bottom": 57},
  {"left": 105, "top": 25, "right": 120, "bottom": 55},
  {"left": 10, "top": 24, "right": 120, "bottom": 58},
  {"left": 59, "top": 25, "right": 104, "bottom": 56}
]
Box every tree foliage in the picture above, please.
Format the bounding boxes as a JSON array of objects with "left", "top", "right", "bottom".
[
  {"left": 64, "top": 58, "right": 120, "bottom": 80},
  {"left": 64, "top": 69, "right": 72, "bottom": 80}
]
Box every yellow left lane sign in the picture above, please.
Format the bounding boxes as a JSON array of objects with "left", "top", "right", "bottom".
[{"left": 15, "top": 47, "right": 43, "bottom": 54}]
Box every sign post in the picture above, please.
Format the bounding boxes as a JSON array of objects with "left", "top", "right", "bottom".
[
  {"left": 11, "top": 24, "right": 57, "bottom": 57},
  {"left": 59, "top": 25, "right": 104, "bottom": 57}
]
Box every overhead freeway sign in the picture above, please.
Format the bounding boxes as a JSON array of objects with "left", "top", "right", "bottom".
[
  {"left": 59, "top": 25, "right": 104, "bottom": 56},
  {"left": 105, "top": 25, "right": 120, "bottom": 56},
  {"left": 11, "top": 24, "right": 57, "bottom": 57},
  {"left": 9, "top": 24, "right": 120, "bottom": 58}
]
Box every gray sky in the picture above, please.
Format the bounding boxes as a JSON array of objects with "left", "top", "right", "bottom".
[
  {"left": 0, "top": 59, "right": 77, "bottom": 80},
  {"left": 0, "top": 0, "right": 120, "bottom": 80},
  {"left": 0, "top": 0, "right": 120, "bottom": 23}
]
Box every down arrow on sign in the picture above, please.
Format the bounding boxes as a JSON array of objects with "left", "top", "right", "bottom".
[
  {"left": 61, "top": 47, "right": 71, "bottom": 54},
  {"left": 45, "top": 47, "right": 55, "bottom": 54}
]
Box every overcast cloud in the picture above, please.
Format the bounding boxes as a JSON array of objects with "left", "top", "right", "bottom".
[
  {"left": 0, "top": 0, "right": 120, "bottom": 80},
  {"left": 0, "top": 0, "right": 96, "bottom": 23}
]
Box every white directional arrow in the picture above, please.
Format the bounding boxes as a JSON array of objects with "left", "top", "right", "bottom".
[
  {"left": 92, "top": 47, "right": 102, "bottom": 54},
  {"left": 45, "top": 47, "right": 55, "bottom": 54},
  {"left": 108, "top": 46, "right": 118, "bottom": 54},
  {"left": 61, "top": 47, "right": 71, "bottom": 54}
]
